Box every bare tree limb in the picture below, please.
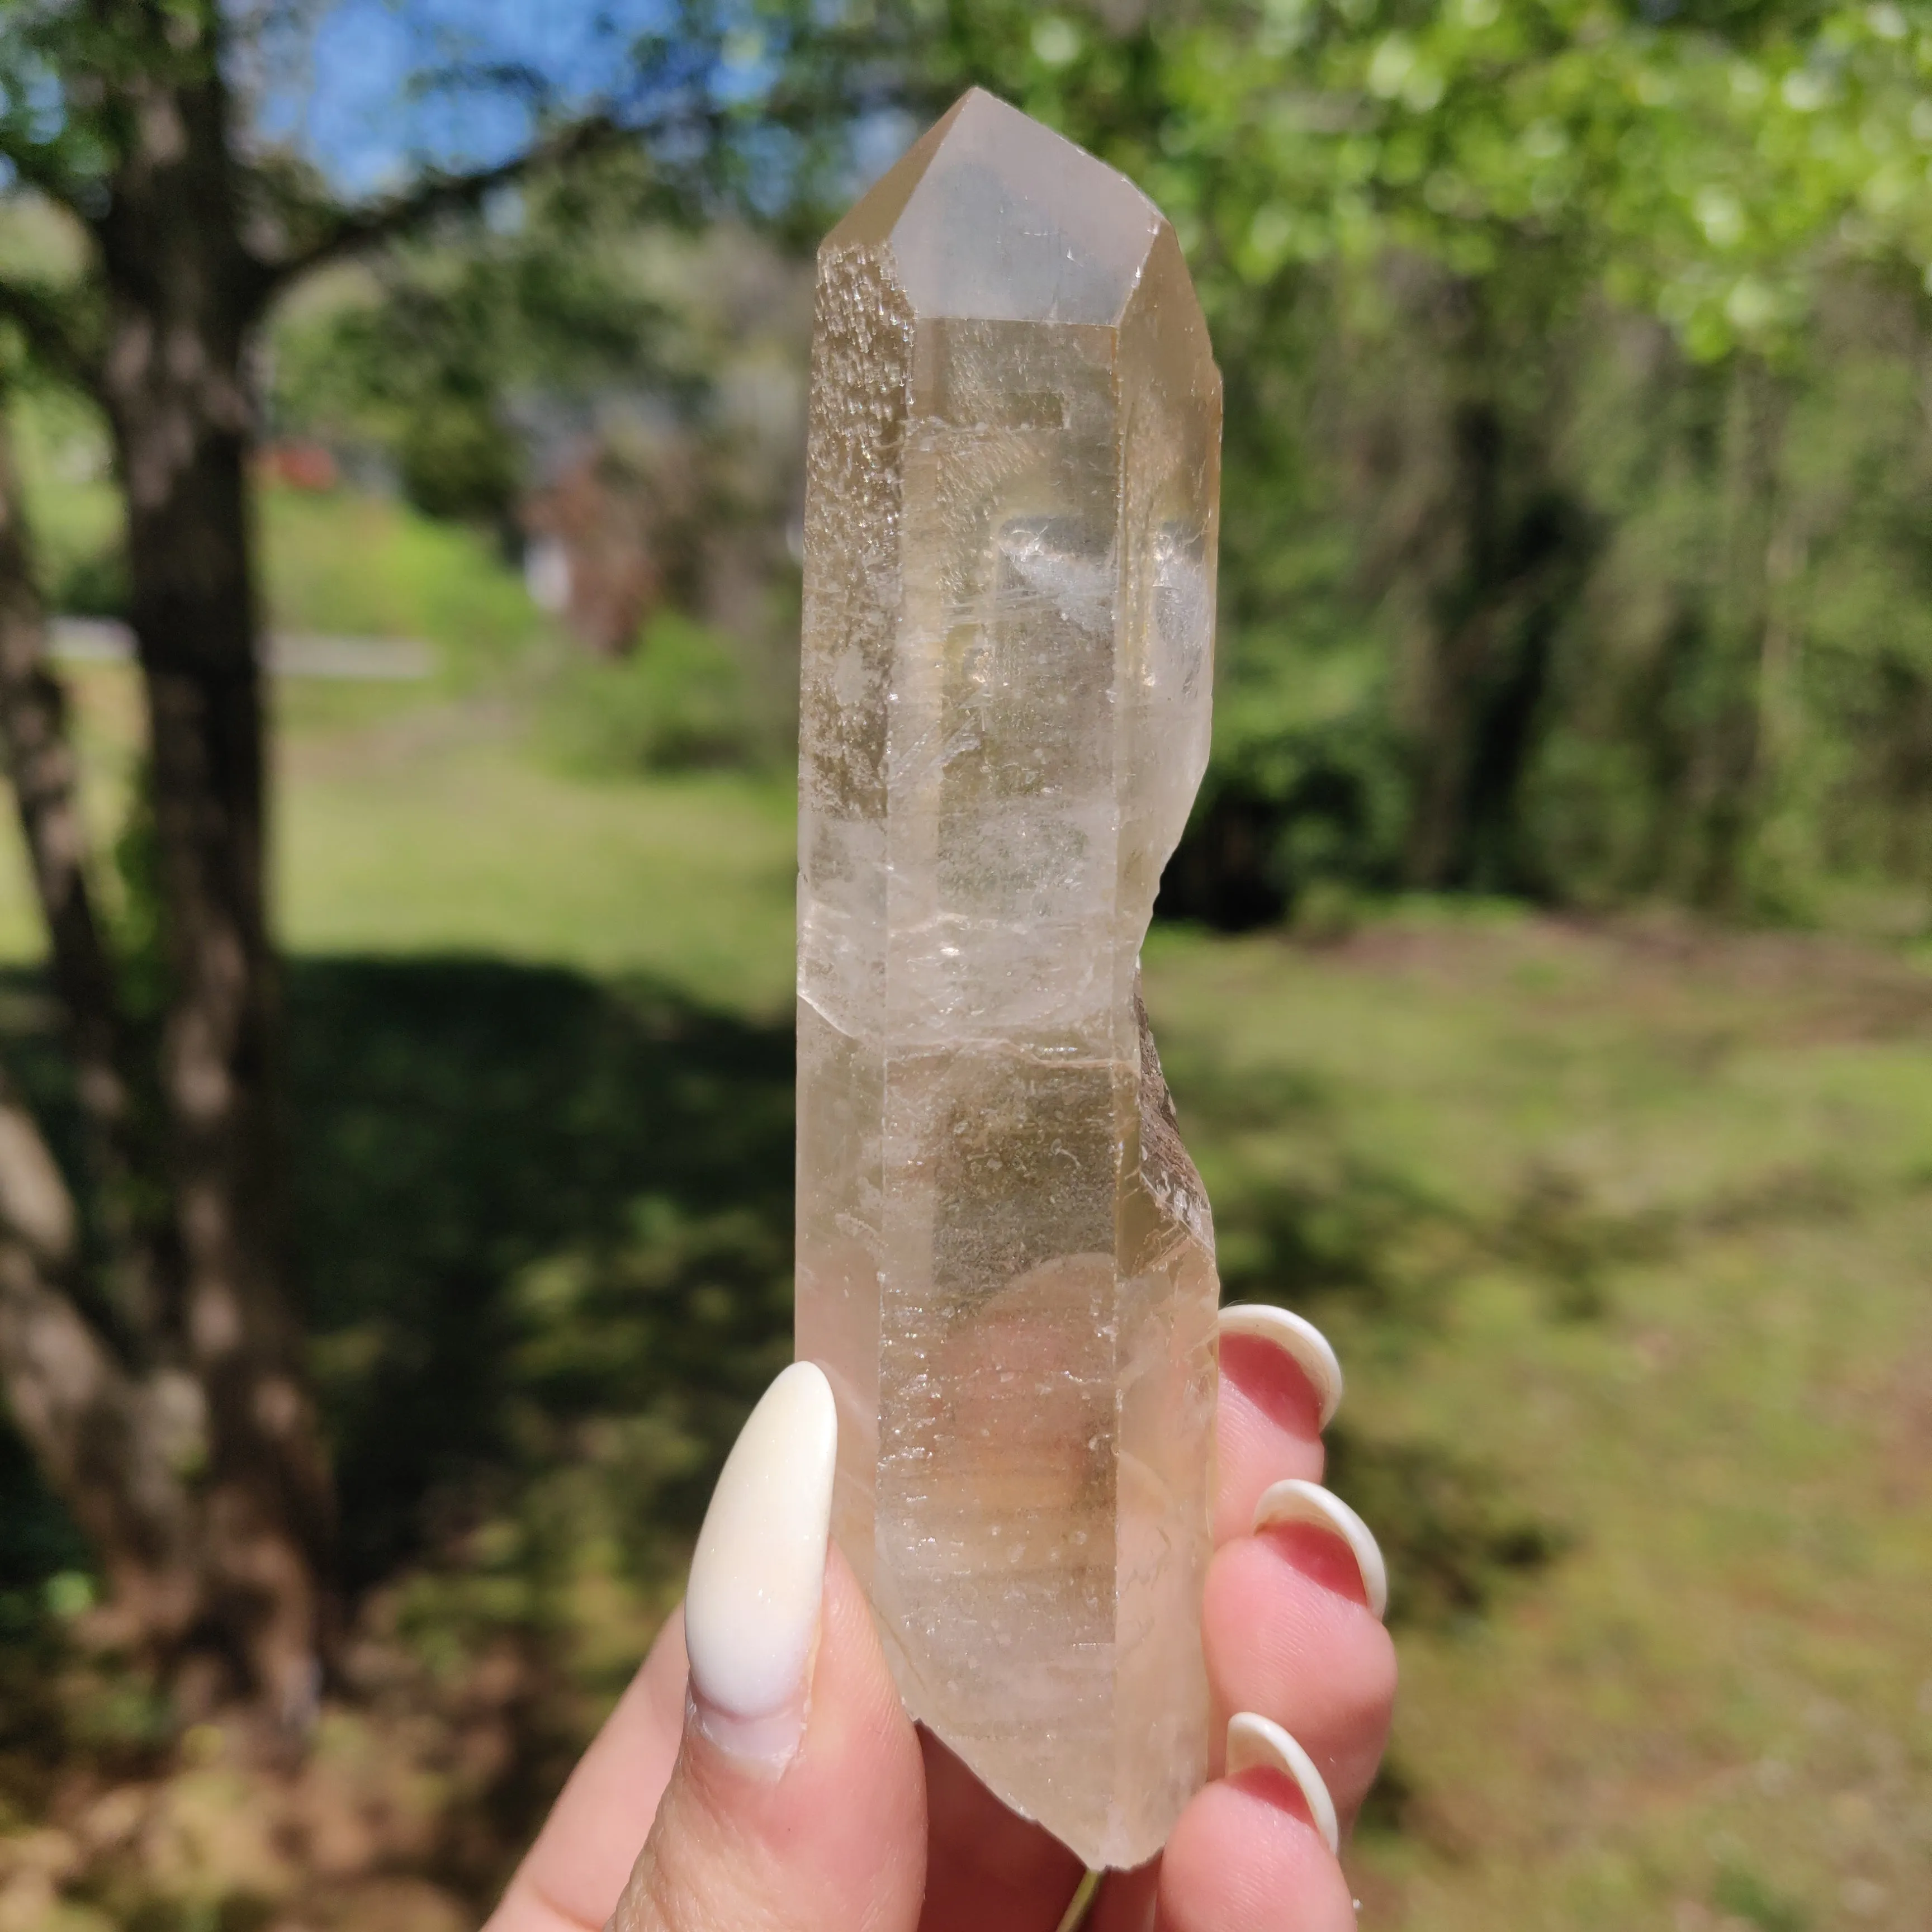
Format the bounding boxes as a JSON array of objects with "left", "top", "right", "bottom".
[{"left": 259, "top": 111, "right": 627, "bottom": 296}]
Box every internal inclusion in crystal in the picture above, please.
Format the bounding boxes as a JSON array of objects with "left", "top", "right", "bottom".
[{"left": 794, "top": 89, "right": 1223, "bottom": 1869}]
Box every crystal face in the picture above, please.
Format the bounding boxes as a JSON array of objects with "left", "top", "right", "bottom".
[{"left": 794, "top": 89, "right": 1222, "bottom": 1869}]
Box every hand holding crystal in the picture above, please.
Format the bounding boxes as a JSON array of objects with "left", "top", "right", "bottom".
[{"left": 485, "top": 1308, "right": 1395, "bottom": 1932}]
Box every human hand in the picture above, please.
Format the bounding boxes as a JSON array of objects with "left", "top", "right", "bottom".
[{"left": 485, "top": 1304, "right": 1394, "bottom": 1932}]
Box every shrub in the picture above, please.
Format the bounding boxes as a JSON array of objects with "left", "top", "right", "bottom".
[
  {"left": 397, "top": 400, "right": 521, "bottom": 527},
  {"left": 542, "top": 612, "right": 765, "bottom": 774}
]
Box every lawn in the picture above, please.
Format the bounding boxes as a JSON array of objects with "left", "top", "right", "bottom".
[
  {"left": 1148, "top": 916, "right": 1932, "bottom": 1930},
  {"left": 0, "top": 489, "right": 1924, "bottom": 1929}
]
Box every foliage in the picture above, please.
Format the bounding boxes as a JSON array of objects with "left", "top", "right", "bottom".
[
  {"left": 764, "top": 0, "right": 1932, "bottom": 922},
  {"left": 541, "top": 609, "right": 773, "bottom": 774},
  {"left": 1, "top": 4, "right": 1930, "bottom": 1913},
  {"left": 270, "top": 152, "right": 684, "bottom": 527},
  {"left": 266, "top": 1, "right": 1932, "bottom": 925},
  {"left": 258, "top": 486, "right": 551, "bottom": 676},
  {"left": 880, "top": 0, "right": 1932, "bottom": 351},
  {"left": 0, "top": 0, "right": 865, "bottom": 1721}
]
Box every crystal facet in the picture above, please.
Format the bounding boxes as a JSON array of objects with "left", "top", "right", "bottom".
[{"left": 794, "top": 89, "right": 1223, "bottom": 1868}]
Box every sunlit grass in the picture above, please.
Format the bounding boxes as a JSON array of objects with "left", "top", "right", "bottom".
[
  {"left": 278, "top": 719, "right": 797, "bottom": 1012},
  {"left": 1145, "top": 918, "right": 1932, "bottom": 1929},
  {"left": 259, "top": 487, "right": 549, "bottom": 680},
  {"left": 0, "top": 481, "right": 1922, "bottom": 1926}
]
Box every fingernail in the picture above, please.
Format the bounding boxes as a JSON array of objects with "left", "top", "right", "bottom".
[
  {"left": 1226, "top": 1712, "right": 1340, "bottom": 1855},
  {"left": 1251, "top": 1478, "right": 1389, "bottom": 1621},
  {"left": 684, "top": 1361, "right": 837, "bottom": 1772},
  {"left": 1218, "top": 1303, "right": 1344, "bottom": 1429}
]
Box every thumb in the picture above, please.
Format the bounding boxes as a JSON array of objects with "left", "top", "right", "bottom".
[{"left": 613, "top": 1361, "right": 927, "bottom": 1932}]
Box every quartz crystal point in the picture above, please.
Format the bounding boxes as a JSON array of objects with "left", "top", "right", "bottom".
[{"left": 794, "top": 89, "right": 1222, "bottom": 1869}]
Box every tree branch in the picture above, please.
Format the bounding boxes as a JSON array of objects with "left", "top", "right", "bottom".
[
  {"left": 0, "top": 1061, "right": 78, "bottom": 1277},
  {"left": 260, "top": 111, "right": 626, "bottom": 295}
]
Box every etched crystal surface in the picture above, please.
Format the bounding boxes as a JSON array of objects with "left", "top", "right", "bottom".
[{"left": 794, "top": 89, "right": 1222, "bottom": 1869}]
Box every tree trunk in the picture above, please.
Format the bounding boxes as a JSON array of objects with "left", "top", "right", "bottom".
[
  {"left": 0, "top": 415, "right": 178, "bottom": 1344},
  {"left": 0, "top": 1060, "right": 204, "bottom": 1652},
  {"left": 1399, "top": 390, "right": 1566, "bottom": 893},
  {"left": 0, "top": 410, "right": 211, "bottom": 1641},
  {"left": 1386, "top": 274, "right": 1588, "bottom": 896},
  {"left": 0, "top": 387, "right": 328, "bottom": 1722},
  {"left": 1688, "top": 356, "right": 1787, "bottom": 910},
  {"left": 1400, "top": 399, "right": 1506, "bottom": 891},
  {"left": 0, "top": 0, "right": 618, "bottom": 1733},
  {"left": 86, "top": 54, "right": 334, "bottom": 1727}
]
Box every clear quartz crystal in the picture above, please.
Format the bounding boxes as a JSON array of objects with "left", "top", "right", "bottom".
[{"left": 794, "top": 88, "right": 1223, "bottom": 1869}]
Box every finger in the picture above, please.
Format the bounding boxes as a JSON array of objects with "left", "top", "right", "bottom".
[
  {"left": 487, "top": 1609, "right": 690, "bottom": 1930},
  {"left": 612, "top": 1362, "right": 927, "bottom": 1932},
  {"left": 1204, "top": 1502, "right": 1397, "bottom": 1819},
  {"left": 1251, "top": 1480, "right": 1388, "bottom": 1621},
  {"left": 1090, "top": 1708, "right": 1360, "bottom": 1932},
  {"left": 1215, "top": 1305, "right": 1342, "bottom": 1544},
  {"left": 916, "top": 1727, "right": 1086, "bottom": 1932},
  {"left": 1152, "top": 1746, "right": 1357, "bottom": 1932}
]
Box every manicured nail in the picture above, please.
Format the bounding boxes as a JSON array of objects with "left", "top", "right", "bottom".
[
  {"left": 1226, "top": 1712, "right": 1340, "bottom": 1855},
  {"left": 1218, "top": 1303, "right": 1344, "bottom": 1429},
  {"left": 683, "top": 1361, "right": 837, "bottom": 1772},
  {"left": 1251, "top": 1477, "right": 1388, "bottom": 1621}
]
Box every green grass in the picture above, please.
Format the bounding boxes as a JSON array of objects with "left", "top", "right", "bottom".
[
  {"left": 277, "top": 718, "right": 797, "bottom": 1011},
  {"left": 0, "top": 486, "right": 805, "bottom": 1007},
  {"left": 1140, "top": 917, "right": 1932, "bottom": 1928},
  {"left": 3, "top": 671, "right": 1928, "bottom": 1925},
  {"left": 10, "top": 390, "right": 125, "bottom": 618},
  {"left": 0, "top": 487, "right": 1925, "bottom": 1926},
  {"left": 12, "top": 396, "right": 551, "bottom": 679},
  {"left": 259, "top": 490, "right": 550, "bottom": 679}
]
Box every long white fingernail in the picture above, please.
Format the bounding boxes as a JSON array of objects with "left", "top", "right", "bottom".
[
  {"left": 1251, "top": 1478, "right": 1389, "bottom": 1621},
  {"left": 684, "top": 1361, "right": 837, "bottom": 1772},
  {"left": 1219, "top": 1304, "right": 1344, "bottom": 1429},
  {"left": 1226, "top": 1712, "right": 1341, "bottom": 1854}
]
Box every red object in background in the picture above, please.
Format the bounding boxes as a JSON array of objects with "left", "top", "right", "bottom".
[{"left": 260, "top": 440, "right": 340, "bottom": 492}]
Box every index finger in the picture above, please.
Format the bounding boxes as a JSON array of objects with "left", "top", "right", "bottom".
[{"left": 486, "top": 1608, "right": 690, "bottom": 1931}]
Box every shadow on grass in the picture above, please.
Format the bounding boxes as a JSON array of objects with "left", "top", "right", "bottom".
[
  {"left": 289, "top": 956, "right": 797, "bottom": 1598},
  {"left": 5, "top": 954, "right": 1565, "bottom": 1742},
  {"left": 0, "top": 949, "right": 1590, "bottom": 1902},
  {"left": 1, "top": 950, "right": 1569, "bottom": 1635},
  {"left": 1158, "top": 1030, "right": 1567, "bottom": 1628},
  {"left": 0, "top": 958, "right": 797, "bottom": 1622}
]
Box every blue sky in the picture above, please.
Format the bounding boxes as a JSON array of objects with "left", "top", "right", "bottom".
[
  {"left": 253, "top": 0, "right": 683, "bottom": 194},
  {"left": 245, "top": 0, "right": 920, "bottom": 222}
]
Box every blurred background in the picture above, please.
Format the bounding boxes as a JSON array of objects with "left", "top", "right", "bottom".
[{"left": 0, "top": 2, "right": 1927, "bottom": 1927}]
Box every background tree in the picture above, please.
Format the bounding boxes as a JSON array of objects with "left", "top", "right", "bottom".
[
  {"left": 0, "top": 0, "right": 755, "bottom": 1732},
  {"left": 847, "top": 0, "right": 1932, "bottom": 919}
]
